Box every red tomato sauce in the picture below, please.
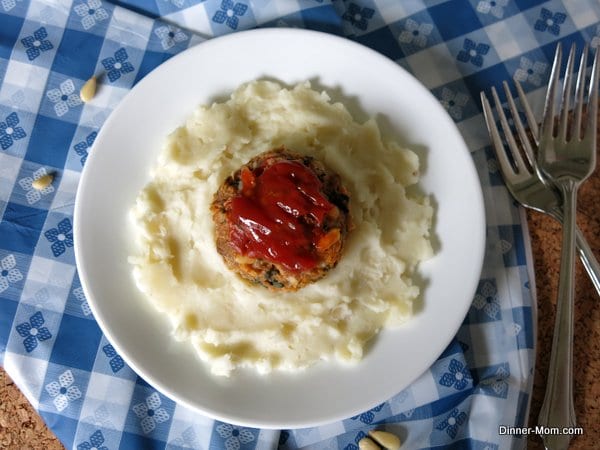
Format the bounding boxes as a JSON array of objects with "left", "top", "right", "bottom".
[{"left": 228, "top": 160, "right": 334, "bottom": 271}]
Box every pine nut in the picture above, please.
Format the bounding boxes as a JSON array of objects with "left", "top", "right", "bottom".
[
  {"left": 358, "top": 437, "right": 381, "bottom": 450},
  {"left": 369, "top": 430, "right": 401, "bottom": 450},
  {"left": 32, "top": 173, "right": 53, "bottom": 190},
  {"left": 80, "top": 76, "right": 97, "bottom": 102}
]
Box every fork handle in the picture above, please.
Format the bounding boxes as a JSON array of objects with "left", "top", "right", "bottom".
[
  {"left": 551, "top": 206, "right": 600, "bottom": 296},
  {"left": 538, "top": 182, "right": 578, "bottom": 450},
  {"left": 575, "top": 226, "right": 600, "bottom": 296}
]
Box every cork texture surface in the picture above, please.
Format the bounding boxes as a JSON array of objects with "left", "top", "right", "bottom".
[{"left": 1, "top": 123, "right": 599, "bottom": 449}]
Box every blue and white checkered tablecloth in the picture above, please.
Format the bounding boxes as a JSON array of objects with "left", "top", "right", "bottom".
[{"left": 1, "top": 0, "right": 599, "bottom": 449}]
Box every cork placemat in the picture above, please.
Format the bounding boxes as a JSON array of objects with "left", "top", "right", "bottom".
[{"left": 0, "top": 368, "right": 64, "bottom": 449}]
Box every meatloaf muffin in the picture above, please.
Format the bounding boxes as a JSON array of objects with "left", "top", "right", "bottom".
[{"left": 211, "top": 147, "right": 351, "bottom": 291}]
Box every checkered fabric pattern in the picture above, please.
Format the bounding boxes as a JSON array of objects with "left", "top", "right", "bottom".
[{"left": 1, "top": 0, "right": 599, "bottom": 449}]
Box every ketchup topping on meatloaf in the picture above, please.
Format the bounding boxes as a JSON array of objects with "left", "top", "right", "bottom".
[
  {"left": 230, "top": 159, "right": 335, "bottom": 271},
  {"left": 211, "top": 147, "right": 351, "bottom": 291}
]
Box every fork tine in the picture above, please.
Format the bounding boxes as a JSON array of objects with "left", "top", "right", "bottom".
[
  {"left": 541, "top": 42, "right": 562, "bottom": 147},
  {"left": 586, "top": 45, "right": 599, "bottom": 148},
  {"left": 514, "top": 79, "right": 540, "bottom": 170},
  {"left": 480, "top": 90, "right": 517, "bottom": 178},
  {"left": 559, "top": 43, "right": 576, "bottom": 141},
  {"left": 490, "top": 86, "right": 526, "bottom": 172},
  {"left": 514, "top": 79, "right": 539, "bottom": 143},
  {"left": 502, "top": 81, "right": 532, "bottom": 171},
  {"left": 573, "top": 45, "right": 588, "bottom": 139}
]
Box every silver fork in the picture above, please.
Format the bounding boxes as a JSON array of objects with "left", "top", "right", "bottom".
[
  {"left": 480, "top": 81, "right": 600, "bottom": 296},
  {"left": 536, "top": 43, "right": 598, "bottom": 450}
]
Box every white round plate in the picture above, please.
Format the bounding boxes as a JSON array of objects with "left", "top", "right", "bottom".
[{"left": 74, "top": 29, "right": 485, "bottom": 429}]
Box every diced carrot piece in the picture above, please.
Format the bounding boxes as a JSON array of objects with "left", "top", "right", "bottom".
[
  {"left": 316, "top": 228, "right": 340, "bottom": 252},
  {"left": 240, "top": 167, "right": 256, "bottom": 195}
]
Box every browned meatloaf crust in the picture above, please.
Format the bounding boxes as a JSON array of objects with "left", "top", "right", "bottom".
[{"left": 211, "top": 147, "right": 351, "bottom": 291}]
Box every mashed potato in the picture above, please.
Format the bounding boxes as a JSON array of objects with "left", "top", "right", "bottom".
[{"left": 129, "top": 80, "right": 433, "bottom": 376}]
